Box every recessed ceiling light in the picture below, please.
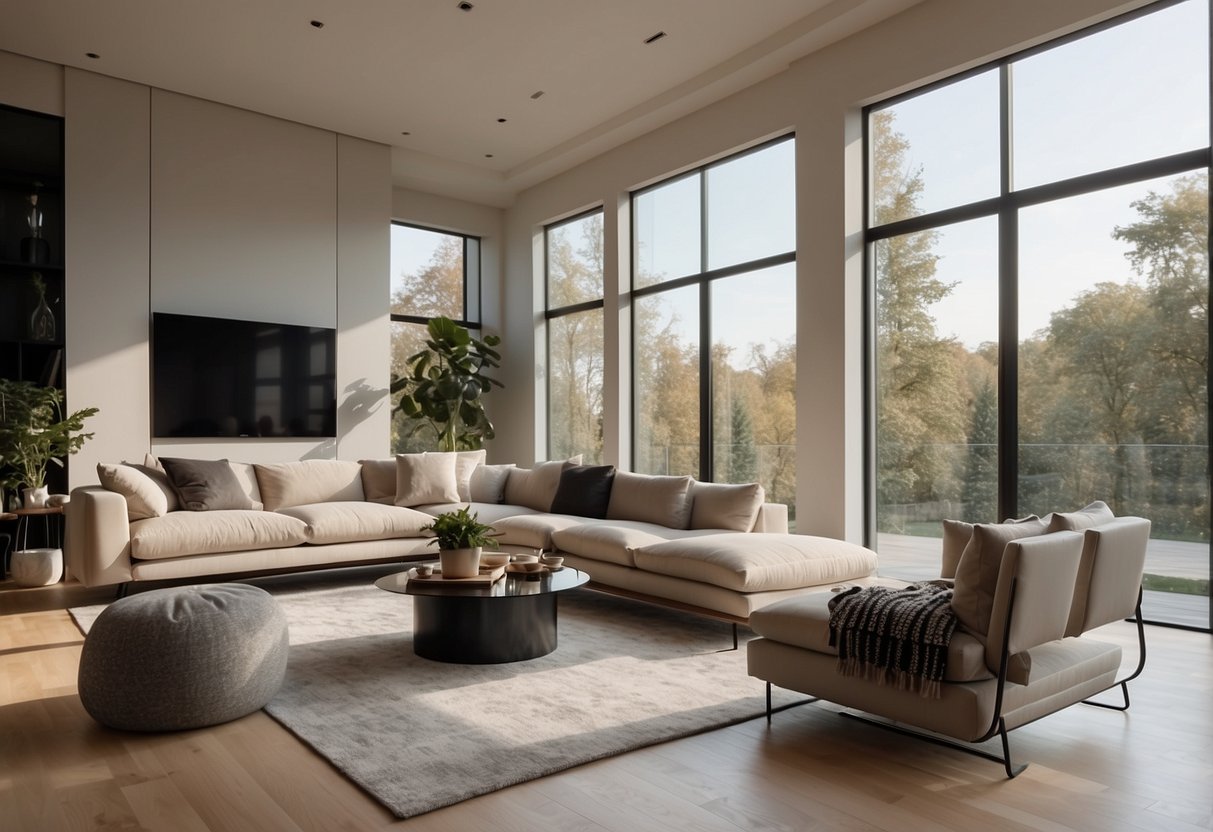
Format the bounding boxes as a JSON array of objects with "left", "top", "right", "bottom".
[
  {"left": 310, "top": 20, "right": 324, "bottom": 28},
  {"left": 457, "top": 1, "right": 474, "bottom": 10},
  {"left": 644, "top": 31, "right": 667, "bottom": 44},
  {"left": 530, "top": 91, "right": 545, "bottom": 100},
  {"left": 85, "top": 52, "right": 100, "bottom": 59},
  {"left": 485, "top": 154, "right": 494, "bottom": 158},
  {"left": 497, "top": 118, "right": 507, "bottom": 123},
  {"left": 401, "top": 131, "right": 411, "bottom": 136}
]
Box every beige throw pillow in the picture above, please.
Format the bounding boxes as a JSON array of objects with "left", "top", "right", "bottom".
[
  {"left": 940, "top": 519, "right": 974, "bottom": 579},
  {"left": 502, "top": 457, "right": 582, "bottom": 511},
  {"left": 456, "top": 450, "right": 487, "bottom": 501},
  {"left": 951, "top": 516, "right": 1048, "bottom": 637},
  {"left": 1047, "top": 500, "right": 1114, "bottom": 533},
  {"left": 395, "top": 452, "right": 461, "bottom": 507},
  {"left": 469, "top": 463, "right": 515, "bottom": 503},
  {"left": 96, "top": 463, "right": 172, "bottom": 521},
  {"left": 359, "top": 458, "right": 397, "bottom": 505},
  {"left": 606, "top": 471, "right": 694, "bottom": 529},
  {"left": 688, "top": 481, "right": 765, "bottom": 531}
]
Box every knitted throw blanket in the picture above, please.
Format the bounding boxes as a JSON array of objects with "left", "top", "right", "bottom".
[{"left": 827, "top": 582, "right": 957, "bottom": 699}]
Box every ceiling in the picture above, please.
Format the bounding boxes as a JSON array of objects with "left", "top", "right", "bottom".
[{"left": 0, "top": 0, "right": 919, "bottom": 206}]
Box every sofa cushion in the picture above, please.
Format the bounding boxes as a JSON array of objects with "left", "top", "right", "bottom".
[
  {"left": 359, "top": 458, "right": 397, "bottom": 505},
  {"left": 940, "top": 519, "right": 974, "bottom": 580},
  {"left": 130, "top": 511, "right": 309, "bottom": 560},
  {"left": 1047, "top": 500, "right": 1114, "bottom": 533},
  {"left": 689, "top": 481, "right": 764, "bottom": 532},
  {"left": 550, "top": 464, "right": 615, "bottom": 518},
  {"left": 395, "top": 453, "right": 460, "bottom": 507},
  {"left": 455, "top": 450, "right": 487, "bottom": 501},
  {"left": 254, "top": 460, "right": 364, "bottom": 511},
  {"left": 633, "top": 533, "right": 878, "bottom": 593},
  {"left": 229, "top": 462, "right": 266, "bottom": 511},
  {"left": 951, "top": 517, "right": 1049, "bottom": 637},
  {"left": 749, "top": 592, "right": 993, "bottom": 683},
  {"left": 491, "top": 514, "right": 587, "bottom": 550},
  {"left": 277, "top": 501, "right": 434, "bottom": 545},
  {"left": 469, "top": 464, "right": 514, "bottom": 503},
  {"left": 415, "top": 502, "right": 541, "bottom": 525},
  {"left": 551, "top": 521, "right": 721, "bottom": 567},
  {"left": 606, "top": 471, "right": 693, "bottom": 529},
  {"left": 160, "top": 457, "right": 255, "bottom": 512},
  {"left": 96, "top": 462, "right": 175, "bottom": 520},
  {"left": 503, "top": 457, "right": 581, "bottom": 511}
]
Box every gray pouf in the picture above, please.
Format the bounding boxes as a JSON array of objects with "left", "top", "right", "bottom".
[{"left": 78, "top": 583, "right": 289, "bottom": 731}]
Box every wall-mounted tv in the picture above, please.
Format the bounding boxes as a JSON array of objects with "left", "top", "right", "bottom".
[{"left": 152, "top": 312, "right": 336, "bottom": 438}]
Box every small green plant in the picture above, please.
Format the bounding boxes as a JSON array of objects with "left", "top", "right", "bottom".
[
  {"left": 0, "top": 379, "right": 98, "bottom": 494},
  {"left": 391, "top": 316, "right": 503, "bottom": 452},
  {"left": 421, "top": 506, "right": 500, "bottom": 551}
]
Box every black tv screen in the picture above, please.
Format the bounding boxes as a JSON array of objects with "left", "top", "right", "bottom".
[{"left": 152, "top": 312, "right": 336, "bottom": 438}]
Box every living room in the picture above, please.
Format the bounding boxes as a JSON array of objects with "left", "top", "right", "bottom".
[{"left": 2, "top": 0, "right": 1211, "bottom": 829}]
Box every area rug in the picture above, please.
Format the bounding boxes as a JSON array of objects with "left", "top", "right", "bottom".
[{"left": 70, "top": 568, "right": 796, "bottom": 819}]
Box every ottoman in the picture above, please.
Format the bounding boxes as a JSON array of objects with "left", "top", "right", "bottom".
[{"left": 78, "top": 583, "right": 289, "bottom": 731}]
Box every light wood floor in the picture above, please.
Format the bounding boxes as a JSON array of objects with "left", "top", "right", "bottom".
[{"left": 2, "top": 572, "right": 1211, "bottom": 832}]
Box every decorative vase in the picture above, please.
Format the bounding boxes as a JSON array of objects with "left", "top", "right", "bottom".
[
  {"left": 438, "top": 546, "right": 482, "bottom": 579},
  {"left": 30, "top": 293, "right": 55, "bottom": 342},
  {"left": 22, "top": 485, "right": 50, "bottom": 509}
]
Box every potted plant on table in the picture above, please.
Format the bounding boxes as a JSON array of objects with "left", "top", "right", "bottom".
[
  {"left": 421, "top": 506, "right": 499, "bottom": 578},
  {"left": 0, "top": 379, "right": 98, "bottom": 509}
]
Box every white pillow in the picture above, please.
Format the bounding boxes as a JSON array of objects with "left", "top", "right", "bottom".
[
  {"left": 395, "top": 452, "right": 461, "bottom": 507},
  {"left": 456, "top": 450, "right": 487, "bottom": 501},
  {"left": 469, "top": 463, "right": 515, "bottom": 503},
  {"left": 96, "top": 462, "right": 173, "bottom": 520}
]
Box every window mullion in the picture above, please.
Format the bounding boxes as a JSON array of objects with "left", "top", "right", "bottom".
[
  {"left": 997, "top": 61, "right": 1018, "bottom": 523},
  {"left": 699, "top": 172, "right": 713, "bottom": 483}
]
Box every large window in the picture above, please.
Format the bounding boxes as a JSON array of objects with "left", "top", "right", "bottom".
[
  {"left": 631, "top": 137, "right": 797, "bottom": 519},
  {"left": 390, "top": 222, "right": 481, "bottom": 452},
  {"left": 546, "top": 209, "right": 605, "bottom": 463},
  {"left": 868, "top": 0, "right": 1211, "bottom": 629}
]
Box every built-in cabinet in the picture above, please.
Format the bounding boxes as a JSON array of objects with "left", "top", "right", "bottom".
[{"left": 0, "top": 103, "right": 67, "bottom": 498}]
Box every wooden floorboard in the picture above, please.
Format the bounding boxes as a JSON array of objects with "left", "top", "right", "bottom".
[{"left": 1, "top": 572, "right": 1210, "bottom": 831}]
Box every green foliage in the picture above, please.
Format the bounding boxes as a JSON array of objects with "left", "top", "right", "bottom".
[
  {"left": 390, "top": 316, "right": 503, "bottom": 452},
  {"left": 0, "top": 379, "right": 98, "bottom": 493},
  {"left": 420, "top": 506, "right": 499, "bottom": 551},
  {"left": 728, "top": 397, "right": 758, "bottom": 484},
  {"left": 962, "top": 380, "right": 998, "bottom": 523}
]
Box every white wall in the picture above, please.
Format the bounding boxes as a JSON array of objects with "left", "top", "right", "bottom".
[{"left": 497, "top": 0, "right": 1147, "bottom": 540}]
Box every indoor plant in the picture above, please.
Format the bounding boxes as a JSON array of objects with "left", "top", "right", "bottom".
[
  {"left": 421, "top": 506, "right": 499, "bottom": 578},
  {"left": 0, "top": 379, "right": 98, "bottom": 508},
  {"left": 391, "top": 316, "right": 502, "bottom": 452}
]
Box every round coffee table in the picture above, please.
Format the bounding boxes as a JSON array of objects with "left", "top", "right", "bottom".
[{"left": 375, "top": 565, "right": 589, "bottom": 664}]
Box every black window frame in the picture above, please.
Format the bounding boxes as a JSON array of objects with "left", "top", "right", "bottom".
[{"left": 389, "top": 220, "right": 483, "bottom": 332}]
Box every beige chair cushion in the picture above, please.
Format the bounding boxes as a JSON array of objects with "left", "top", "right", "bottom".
[
  {"left": 951, "top": 517, "right": 1048, "bottom": 637},
  {"left": 469, "top": 464, "right": 515, "bottom": 503},
  {"left": 395, "top": 453, "right": 461, "bottom": 507},
  {"left": 749, "top": 592, "right": 993, "bottom": 683},
  {"left": 129, "top": 511, "right": 309, "bottom": 560},
  {"left": 607, "top": 471, "right": 693, "bottom": 529},
  {"left": 940, "top": 519, "right": 973, "bottom": 579},
  {"left": 1047, "top": 500, "right": 1115, "bottom": 533},
  {"left": 254, "top": 460, "right": 364, "bottom": 511},
  {"left": 491, "top": 514, "right": 587, "bottom": 550},
  {"left": 689, "top": 481, "right": 765, "bottom": 531},
  {"left": 1066, "top": 517, "right": 1151, "bottom": 636},
  {"left": 552, "top": 522, "right": 729, "bottom": 568},
  {"left": 277, "top": 501, "right": 434, "bottom": 545},
  {"left": 502, "top": 457, "right": 581, "bottom": 511},
  {"left": 359, "top": 458, "right": 397, "bottom": 505},
  {"left": 633, "top": 533, "right": 877, "bottom": 593},
  {"left": 96, "top": 462, "right": 174, "bottom": 520}
]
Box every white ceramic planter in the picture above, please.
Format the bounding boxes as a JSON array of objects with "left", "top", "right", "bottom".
[
  {"left": 12, "top": 547, "right": 63, "bottom": 587},
  {"left": 439, "top": 546, "right": 482, "bottom": 579},
  {"left": 22, "top": 485, "right": 50, "bottom": 509}
]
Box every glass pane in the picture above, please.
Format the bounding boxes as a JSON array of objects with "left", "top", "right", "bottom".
[
  {"left": 547, "top": 211, "right": 603, "bottom": 308},
  {"left": 875, "top": 217, "right": 1000, "bottom": 581},
  {"left": 391, "top": 320, "right": 438, "bottom": 452},
  {"left": 634, "top": 286, "right": 699, "bottom": 476},
  {"left": 548, "top": 309, "right": 604, "bottom": 464},
  {"left": 711, "top": 264, "right": 796, "bottom": 524},
  {"left": 870, "top": 69, "right": 1000, "bottom": 226},
  {"left": 634, "top": 174, "right": 700, "bottom": 288},
  {"left": 706, "top": 139, "right": 795, "bottom": 270},
  {"left": 1019, "top": 171, "right": 1209, "bottom": 627},
  {"left": 390, "top": 224, "right": 464, "bottom": 319},
  {"left": 1012, "top": 0, "right": 1209, "bottom": 189}
]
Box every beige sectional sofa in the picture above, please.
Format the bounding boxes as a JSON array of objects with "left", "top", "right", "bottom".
[{"left": 67, "top": 454, "right": 877, "bottom": 619}]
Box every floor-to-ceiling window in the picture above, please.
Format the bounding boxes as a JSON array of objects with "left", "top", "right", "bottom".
[
  {"left": 631, "top": 136, "right": 797, "bottom": 520},
  {"left": 868, "top": 0, "right": 1211, "bottom": 629},
  {"left": 389, "top": 222, "right": 482, "bottom": 452},
  {"left": 546, "top": 209, "right": 605, "bottom": 463}
]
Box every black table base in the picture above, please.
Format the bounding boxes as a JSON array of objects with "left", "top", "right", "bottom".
[{"left": 412, "top": 591, "right": 558, "bottom": 664}]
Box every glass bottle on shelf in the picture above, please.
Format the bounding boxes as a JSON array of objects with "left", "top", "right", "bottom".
[{"left": 29, "top": 272, "right": 55, "bottom": 342}]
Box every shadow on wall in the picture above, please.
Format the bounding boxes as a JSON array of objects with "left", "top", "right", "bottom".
[{"left": 303, "top": 377, "right": 387, "bottom": 461}]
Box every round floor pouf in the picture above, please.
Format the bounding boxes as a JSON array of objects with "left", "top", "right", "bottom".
[
  {"left": 78, "top": 583, "right": 289, "bottom": 731},
  {"left": 11, "top": 547, "right": 63, "bottom": 586}
]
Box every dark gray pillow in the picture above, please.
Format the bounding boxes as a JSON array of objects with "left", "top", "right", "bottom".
[
  {"left": 550, "top": 464, "right": 616, "bottom": 518},
  {"left": 160, "top": 457, "right": 253, "bottom": 511}
]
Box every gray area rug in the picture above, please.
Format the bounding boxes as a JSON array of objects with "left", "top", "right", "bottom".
[{"left": 71, "top": 568, "right": 795, "bottom": 819}]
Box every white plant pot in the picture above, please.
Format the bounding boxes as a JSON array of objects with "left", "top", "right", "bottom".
[
  {"left": 22, "top": 485, "right": 50, "bottom": 509},
  {"left": 439, "top": 546, "right": 482, "bottom": 579},
  {"left": 12, "top": 547, "right": 63, "bottom": 587}
]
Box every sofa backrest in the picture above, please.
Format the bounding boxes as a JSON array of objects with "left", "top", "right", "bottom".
[
  {"left": 254, "top": 460, "right": 364, "bottom": 511},
  {"left": 606, "top": 471, "right": 693, "bottom": 529},
  {"left": 1065, "top": 516, "right": 1151, "bottom": 636}
]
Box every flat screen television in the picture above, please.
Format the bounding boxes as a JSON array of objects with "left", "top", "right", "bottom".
[{"left": 152, "top": 312, "right": 336, "bottom": 438}]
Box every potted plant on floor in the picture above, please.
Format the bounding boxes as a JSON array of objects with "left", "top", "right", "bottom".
[
  {"left": 0, "top": 379, "right": 98, "bottom": 509},
  {"left": 421, "top": 506, "right": 499, "bottom": 578}
]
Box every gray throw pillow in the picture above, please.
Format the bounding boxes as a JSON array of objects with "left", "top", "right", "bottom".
[{"left": 160, "top": 457, "right": 254, "bottom": 512}]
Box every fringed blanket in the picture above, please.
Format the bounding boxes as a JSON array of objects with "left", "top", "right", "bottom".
[{"left": 827, "top": 582, "right": 957, "bottom": 699}]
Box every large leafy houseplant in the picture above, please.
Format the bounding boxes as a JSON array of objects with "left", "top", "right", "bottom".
[
  {"left": 0, "top": 379, "right": 98, "bottom": 504},
  {"left": 391, "top": 316, "right": 502, "bottom": 452}
]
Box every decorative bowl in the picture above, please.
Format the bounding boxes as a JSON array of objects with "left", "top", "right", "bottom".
[
  {"left": 511, "top": 553, "right": 539, "bottom": 564},
  {"left": 480, "top": 554, "right": 510, "bottom": 568},
  {"left": 540, "top": 555, "right": 564, "bottom": 569}
]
